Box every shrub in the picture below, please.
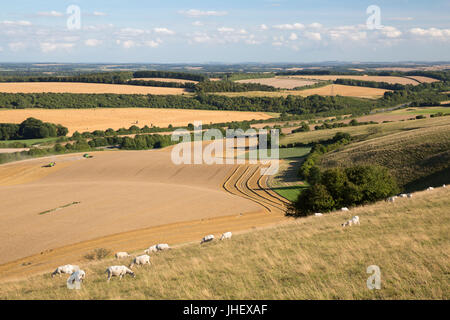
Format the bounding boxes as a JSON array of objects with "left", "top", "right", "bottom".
[{"left": 287, "top": 184, "right": 335, "bottom": 217}]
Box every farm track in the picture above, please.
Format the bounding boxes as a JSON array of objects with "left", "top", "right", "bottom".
[{"left": 223, "top": 164, "right": 287, "bottom": 215}]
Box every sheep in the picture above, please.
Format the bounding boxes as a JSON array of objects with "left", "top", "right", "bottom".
[
  {"left": 67, "top": 270, "right": 86, "bottom": 285},
  {"left": 387, "top": 196, "right": 397, "bottom": 203},
  {"left": 341, "top": 207, "right": 349, "bottom": 212},
  {"left": 51, "top": 264, "right": 80, "bottom": 278},
  {"left": 115, "top": 252, "right": 130, "bottom": 259},
  {"left": 129, "top": 255, "right": 151, "bottom": 269},
  {"left": 407, "top": 193, "right": 413, "bottom": 198},
  {"left": 427, "top": 187, "right": 434, "bottom": 191},
  {"left": 341, "top": 216, "right": 360, "bottom": 227},
  {"left": 220, "top": 232, "right": 232, "bottom": 240},
  {"left": 443, "top": 184, "right": 446, "bottom": 188},
  {"left": 144, "top": 245, "right": 158, "bottom": 254},
  {"left": 156, "top": 244, "right": 171, "bottom": 251},
  {"left": 314, "top": 213, "right": 323, "bottom": 217},
  {"left": 201, "top": 234, "right": 215, "bottom": 244},
  {"left": 400, "top": 194, "right": 408, "bottom": 198},
  {"left": 106, "top": 266, "right": 135, "bottom": 282}
]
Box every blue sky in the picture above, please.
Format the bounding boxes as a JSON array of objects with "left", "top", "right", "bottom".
[{"left": 0, "top": 0, "right": 449, "bottom": 63}]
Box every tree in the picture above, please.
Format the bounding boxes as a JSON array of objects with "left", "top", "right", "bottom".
[{"left": 287, "top": 184, "right": 335, "bottom": 217}]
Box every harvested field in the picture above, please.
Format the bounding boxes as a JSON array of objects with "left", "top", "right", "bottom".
[
  {"left": 0, "top": 82, "right": 189, "bottom": 95},
  {"left": 287, "top": 75, "right": 430, "bottom": 85},
  {"left": 0, "top": 143, "right": 289, "bottom": 280},
  {"left": 130, "top": 78, "right": 198, "bottom": 84},
  {"left": 406, "top": 76, "right": 439, "bottom": 83},
  {"left": 215, "top": 84, "right": 388, "bottom": 99},
  {"left": 0, "top": 108, "right": 272, "bottom": 135},
  {"left": 236, "top": 77, "right": 318, "bottom": 89}
]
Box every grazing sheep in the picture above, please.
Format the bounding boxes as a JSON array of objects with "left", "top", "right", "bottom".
[
  {"left": 443, "top": 184, "right": 446, "bottom": 188},
  {"left": 67, "top": 270, "right": 86, "bottom": 285},
  {"left": 51, "top": 264, "right": 80, "bottom": 278},
  {"left": 156, "top": 244, "right": 171, "bottom": 251},
  {"left": 387, "top": 196, "right": 397, "bottom": 203},
  {"left": 427, "top": 187, "right": 434, "bottom": 191},
  {"left": 314, "top": 213, "right": 323, "bottom": 217},
  {"left": 400, "top": 194, "right": 408, "bottom": 198},
  {"left": 341, "top": 207, "right": 349, "bottom": 212},
  {"left": 106, "top": 266, "right": 135, "bottom": 282},
  {"left": 201, "top": 234, "right": 215, "bottom": 244},
  {"left": 342, "top": 216, "right": 360, "bottom": 227},
  {"left": 144, "top": 245, "right": 158, "bottom": 254},
  {"left": 407, "top": 193, "right": 413, "bottom": 198},
  {"left": 129, "top": 255, "right": 151, "bottom": 269},
  {"left": 115, "top": 252, "right": 130, "bottom": 259},
  {"left": 220, "top": 232, "right": 232, "bottom": 240}
]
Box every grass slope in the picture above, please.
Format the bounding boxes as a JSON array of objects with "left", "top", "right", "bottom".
[
  {"left": 1, "top": 187, "right": 448, "bottom": 300},
  {"left": 319, "top": 121, "right": 450, "bottom": 191}
]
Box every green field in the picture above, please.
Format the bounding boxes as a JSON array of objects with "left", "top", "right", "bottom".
[
  {"left": 0, "top": 137, "right": 59, "bottom": 148},
  {"left": 1, "top": 187, "right": 448, "bottom": 299},
  {"left": 270, "top": 185, "right": 308, "bottom": 202}
]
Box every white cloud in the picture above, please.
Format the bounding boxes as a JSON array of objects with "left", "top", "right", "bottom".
[
  {"left": 309, "top": 22, "right": 322, "bottom": 29},
  {"left": 179, "top": 9, "right": 228, "bottom": 18},
  {"left": 273, "top": 23, "right": 304, "bottom": 30},
  {"left": 1, "top": 20, "right": 32, "bottom": 26},
  {"left": 289, "top": 33, "right": 298, "bottom": 41},
  {"left": 116, "top": 40, "right": 136, "bottom": 49},
  {"left": 117, "top": 28, "right": 147, "bottom": 37},
  {"left": 85, "top": 39, "right": 102, "bottom": 47},
  {"left": 259, "top": 24, "right": 268, "bottom": 31},
  {"left": 410, "top": 27, "right": 450, "bottom": 39},
  {"left": 304, "top": 32, "right": 321, "bottom": 41},
  {"left": 40, "top": 42, "right": 75, "bottom": 53},
  {"left": 218, "top": 27, "right": 235, "bottom": 33},
  {"left": 93, "top": 11, "right": 107, "bottom": 16},
  {"left": 8, "top": 42, "right": 27, "bottom": 51},
  {"left": 381, "top": 26, "right": 402, "bottom": 38},
  {"left": 328, "top": 25, "right": 367, "bottom": 41},
  {"left": 144, "top": 39, "right": 162, "bottom": 48},
  {"left": 192, "top": 21, "right": 204, "bottom": 26},
  {"left": 37, "top": 11, "right": 64, "bottom": 17},
  {"left": 154, "top": 27, "right": 175, "bottom": 35}
]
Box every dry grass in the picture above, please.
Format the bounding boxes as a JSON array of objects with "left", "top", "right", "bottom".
[
  {"left": 215, "top": 84, "right": 388, "bottom": 99},
  {"left": 287, "top": 75, "right": 429, "bottom": 85},
  {"left": 129, "top": 78, "right": 198, "bottom": 84},
  {"left": 320, "top": 122, "right": 450, "bottom": 189},
  {"left": 0, "top": 82, "right": 189, "bottom": 95},
  {"left": 0, "top": 108, "right": 272, "bottom": 135},
  {"left": 236, "top": 77, "right": 318, "bottom": 89},
  {"left": 0, "top": 187, "right": 448, "bottom": 299},
  {"left": 281, "top": 116, "right": 450, "bottom": 145}
]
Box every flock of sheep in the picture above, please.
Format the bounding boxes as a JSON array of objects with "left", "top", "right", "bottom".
[
  {"left": 51, "top": 232, "right": 233, "bottom": 284},
  {"left": 51, "top": 184, "right": 447, "bottom": 286}
]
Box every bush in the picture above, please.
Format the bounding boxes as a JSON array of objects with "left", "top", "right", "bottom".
[
  {"left": 289, "top": 165, "right": 399, "bottom": 217},
  {"left": 84, "top": 248, "right": 111, "bottom": 261}
]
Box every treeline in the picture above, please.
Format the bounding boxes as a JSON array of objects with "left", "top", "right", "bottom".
[
  {"left": 133, "top": 71, "right": 208, "bottom": 82},
  {"left": 0, "top": 118, "right": 68, "bottom": 140},
  {"left": 334, "top": 78, "right": 408, "bottom": 90},
  {"left": 313, "top": 119, "right": 378, "bottom": 131},
  {"left": 195, "top": 80, "right": 277, "bottom": 93},
  {"left": 0, "top": 92, "right": 375, "bottom": 116},
  {"left": 0, "top": 72, "right": 133, "bottom": 84},
  {"left": 126, "top": 79, "right": 196, "bottom": 90}
]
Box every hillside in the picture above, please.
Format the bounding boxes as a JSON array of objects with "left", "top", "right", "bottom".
[
  {"left": 319, "top": 119, "right": 450, "bottom": 191},
  {"left": 0, "top": 187, "right": 448, "bottom": 299}
]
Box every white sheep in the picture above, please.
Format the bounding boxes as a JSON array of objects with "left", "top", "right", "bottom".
[
  {"left": 407, "top": 193, "right": 413, "bottom": 198},
  {"left": 443, "top": 184, "right": 446, "bottom": 188},
  {"left": 51, "top": 264, "right": 80, "bottom": 278},
  {"left": 144, "top": 245, "right": 158, "bottom": 254},
  {"left": 427, "top": 187, "right": 434, "bottom": 191},
  {"left": 115, "top": 252, "right": 130, "bottom": 259},
  {"left": 400, "top": 194, "right": 408, "bottom": 198},
  {"left": 106, "top": 266, "right": 135, "bottom": 281},
  {"left": 341, "top": 207, "right": 349, "bottom": 212},
  {"left": 67, "top": 270, "right": 86, "bottom": 285},
  {"left": 220, "top": 232, "right": 232, "bottom": 240},
  {"left": 129, "top": 255, "right": 151, "bottom": 269},
  {"left": 201, "top": 234, "right": 215, "bottom": 244},
  {"left": 156, "top": 244, "right": 171, "bottom": 251},
  {"left": 342, "top": 216, "right": 360, "bottom": 227},
  {"left": 387, "top": 196, "right": 397, "bottom": 203},
  {"left": 314, "top": 213, "right": 323, "bottom": 217}
]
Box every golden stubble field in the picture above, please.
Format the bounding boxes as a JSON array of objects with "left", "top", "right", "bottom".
[
  {"left": 285, "top": 75, "right": 438, "bottom": 85},
  {"left": 0, "top": 82, "right": 189, "bottom": 95},
  {"left": 236, "top": 77, "right": 318, "bottom": 89},
  {"left": 0, "top": 108, "right": 273, "bottom": 134}
]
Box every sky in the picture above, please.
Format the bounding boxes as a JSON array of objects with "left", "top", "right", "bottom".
[{"left": 0, "top": 0, "right": 449, "bottom": 63}]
